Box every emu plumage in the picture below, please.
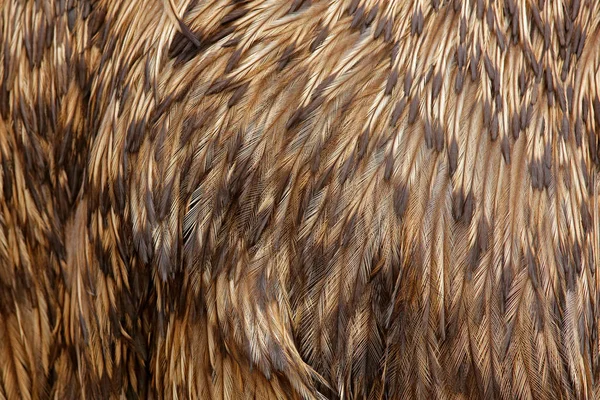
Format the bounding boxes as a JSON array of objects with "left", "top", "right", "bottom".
[{"left": 1, "top": 0, "right": 599, "bottom": 398}]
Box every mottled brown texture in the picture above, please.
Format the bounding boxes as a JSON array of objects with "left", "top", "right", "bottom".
[{"left": 1, "top": 0, "right": 600, "bottom": 399}]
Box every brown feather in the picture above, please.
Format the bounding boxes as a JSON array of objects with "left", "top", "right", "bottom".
[{"left": 1, "top": 0, "right": 600, "bottom": 398}]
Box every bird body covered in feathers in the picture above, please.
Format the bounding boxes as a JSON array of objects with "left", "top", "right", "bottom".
[{"left": 1, "top": 0, "right": 599, "bottom": 398}]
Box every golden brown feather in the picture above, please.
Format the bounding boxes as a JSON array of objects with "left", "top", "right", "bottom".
[{"left": 1, "top": 0, "right": 599, "bottom": 399}]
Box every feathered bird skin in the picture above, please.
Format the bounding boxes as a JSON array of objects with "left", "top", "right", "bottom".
[{"left": 1, "top": 0, "right": 599, "bottom": 399}]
